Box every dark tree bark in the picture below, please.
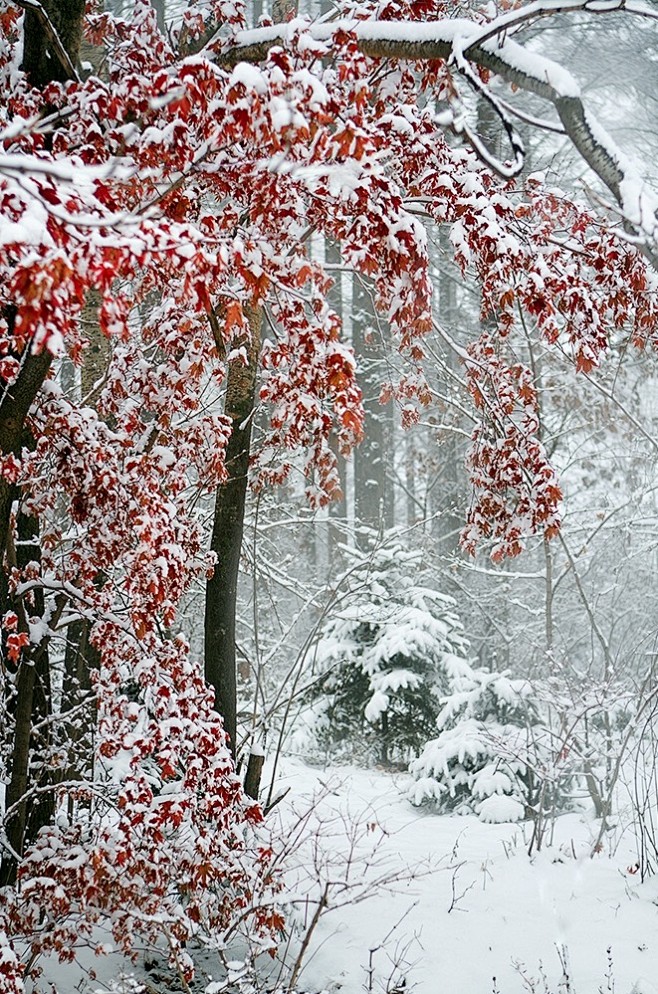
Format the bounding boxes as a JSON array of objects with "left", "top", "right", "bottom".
[
  {"left": 0, "top": 649, "right": 37, "bottom": 886},
  {"left": 204, "top": 306, "right": 262, "bottom": 758},
  {"left": 0, "top": 512, "right": 53, "bottom": 886},
  {"left": 18, "top": 514, "right": 55, "bottom": 852},
  {"left": 243, "top": 750, "right": 264, "bottom": 800},
  {"left": 0, "top": 348, "right": 52, "bottom": 560},
  {"left": 22, "top": 0, "right": 85, "bottom": 87},
  {"left": 60, "top": 618, "right": 100, "bottom": 799},
  {"left": 0, "top": 1, "right": 88, "bottom": 555},
  {"left": 1, "top": 0, "right": 87, "bottom": 885}
]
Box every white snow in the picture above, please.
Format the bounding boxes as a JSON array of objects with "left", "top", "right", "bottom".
[
  {"left": 477, "top": 793, "right": 525, "bottom": 823},
  {"left": 28, "top": 758, "right": 658, "bottom": 993},
  {"left": 230, "top": 62, "right": 268, "bottom": 94},
  {"left": 265, "top": 760, "right": 658, "bottom": 994}
]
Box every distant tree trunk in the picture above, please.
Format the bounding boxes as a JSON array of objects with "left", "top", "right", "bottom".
[
  {"left": 0, "top": 645, "right": 37, "bottom": 885},
  {"left": 205, "top": 306, "right": 262, "bottom": 759},
  {"left": 58, "top": 292, "right": 105, "bottom": 809},
  {"left": 352, "top": 275, "right": 393, "bottom": 542},
  {"left": 0, "top": 4, "right": 87, "bottom": 558},
  {"left": 60, "top": 617, "right": 100, "bottom": 806},
  {"left": 80, "top": 288, "right": 109, "bottom": 401},
  {"left": 326, "top": 240, "right": 348, "bottom": 563},
  {"left": 0, "top": 257, "right": 54, "bottom": 891},
  {"left": 431, "top": 226, "right": 463, "bottom": 557},
  {"left": 151, "top": 0, "right": 165, "bottom": 32}
]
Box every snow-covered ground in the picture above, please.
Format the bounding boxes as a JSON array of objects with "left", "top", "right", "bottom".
[
  {"left": 34, "top": 759, "right": 658, "bottom": 994},
  {"left": 266, "top": 760, "right": 658, "bottom": 994}
]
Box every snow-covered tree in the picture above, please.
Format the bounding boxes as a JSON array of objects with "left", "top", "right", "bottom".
[
  {"left": 306, "top": 534, "right": 470, "bottom": 765},
  {"left": 409, "top": 663, "right": 570, "bottom": 825},
  {"left": 4, "top": 0, "right": 658, "bottom": 988}
]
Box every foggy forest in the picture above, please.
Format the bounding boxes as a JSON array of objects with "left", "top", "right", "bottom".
[{"left": 2, "top": 1, "right": 658, "bottom": 991}]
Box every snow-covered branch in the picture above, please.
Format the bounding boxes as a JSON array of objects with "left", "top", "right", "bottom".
[{"left": 213, "top": 2, "right": 658, "bottom": 265}]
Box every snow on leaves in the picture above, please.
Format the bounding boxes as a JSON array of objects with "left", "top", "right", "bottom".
[
  {"left": 7, "top": 631, "right": 278, "bottom": 978},
  {"left": 2, "top": 0, "right": 658, "bottom": 983}
]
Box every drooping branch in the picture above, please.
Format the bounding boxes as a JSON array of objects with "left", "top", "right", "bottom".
[
  {"left": 10, "top": 0, "right": 657, "bottom": 260},
  {"left": 212, "top": 3, "right": 658, "bottom": 265}
]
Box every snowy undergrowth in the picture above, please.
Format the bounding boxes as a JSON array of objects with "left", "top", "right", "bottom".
[
  {"left": 34, "top": 760, "right": 658, "bottom": 994},
  {"left": 266, "top": 761, "right": 658, "bottom": 994}
]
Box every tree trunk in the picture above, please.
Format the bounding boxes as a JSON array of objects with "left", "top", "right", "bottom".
[
  {"left": 0, "top": 512, "right": 52, "bottom": 886},
  {"left": 22, "top": 0, "right": 85, "bottom": 87},
  {"left": 0, "top": 348, "right": 52, "bottom": 560},
  {"left": 243, "top": 750, "right": 264, "bottom": 800},
  {"left": 431, "top": 225, "right": 463, "bottom": 557},
  {"left": 352, "top": 276, "right": 393, "bottom": 542},
  {"left": 1, "top": 1, "right": 87, "bottom": 884},
  {"left": 0, "top": 649, "right": 37, "bottom": 887},
  {"left": 60, "top": 618, "right": 100, "bottom": 799},
  {"left": 326, "top": 240, "right": 347, "bottom": 563},
  {"left": 151, "top": 0, "right": 166, "bottom": 33},
  {"left": 204, "top": 306, "right": 262, "bottom": 758}
]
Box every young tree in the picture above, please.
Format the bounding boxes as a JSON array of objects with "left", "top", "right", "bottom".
[
  {"left": 305, "top": 534, "right": 470, "bottom": 765},
  {"left": 3, "top": 0, "right": 658, "bottom": 988},
  {"left": 409, "top": 662, "right": 559, "bottom": 825}
]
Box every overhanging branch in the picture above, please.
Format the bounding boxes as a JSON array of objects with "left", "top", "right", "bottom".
[{"left": 211, "top": 2, "right": 658, "bottom": 265}]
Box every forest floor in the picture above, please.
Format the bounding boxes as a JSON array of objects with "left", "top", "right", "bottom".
[
  {"left": 263, "top": 759, "right": 658, "bottom": 994},
  {"left": 36, "top": 760, "right": 658, "bottom": 994}
]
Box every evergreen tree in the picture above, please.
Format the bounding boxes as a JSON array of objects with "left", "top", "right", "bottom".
[
  {"left": 307, "top": 533, "right": 470, "bottom": 766},
  {"left": 410, "top": 664, "right": 569, "bottom": 824}
]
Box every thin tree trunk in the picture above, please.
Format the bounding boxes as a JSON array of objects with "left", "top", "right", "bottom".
[
  {"left": 243, "top": 750, "right": 264, "bottom": 800},
  {"left": 151, "top": 0, "right": 165, "bottom": 32},
  {"left": 204, "top": 306, "right": 262, "bottom": 758},
  {"left": 432, "top": 226, "right": 463, "bottom": 556},
  {"left": 326, "top": 239, "right": 347, "bottom": 563},
  {"left": 1, "top": 512, "right": 51, "bottom": 886},
  {"left": 352, "top": 276, "right": 393, "bottom": 542},
  {"left": 0, "top": 652, "right": 37, "bottom": 886}
]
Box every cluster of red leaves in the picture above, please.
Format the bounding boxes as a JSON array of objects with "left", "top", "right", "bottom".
[
  {"left": 0, "top": 926, "right": 22, "bottom": 994},
  {"left": 450, "top": 171, "right": 658, "bottom": 557},
  {"left": 460, "top": 333, "right": 562, "bottom": 561},
  {"left": 0, "top": 0, "right": 437, "bottom": 981},
  {"left": 6, "top": 632, "right": 277, "bottom": 981},
  {"left": 355, "top": 77, "right": 658, "bottom": 555}
]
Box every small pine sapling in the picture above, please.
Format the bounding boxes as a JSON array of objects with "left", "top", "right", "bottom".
[
  {"left": 306, "top": 533, "right": 470, "bottom": 767},
  {"left": 409, "top": 662, "right": 568, "bottom": 823}
]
